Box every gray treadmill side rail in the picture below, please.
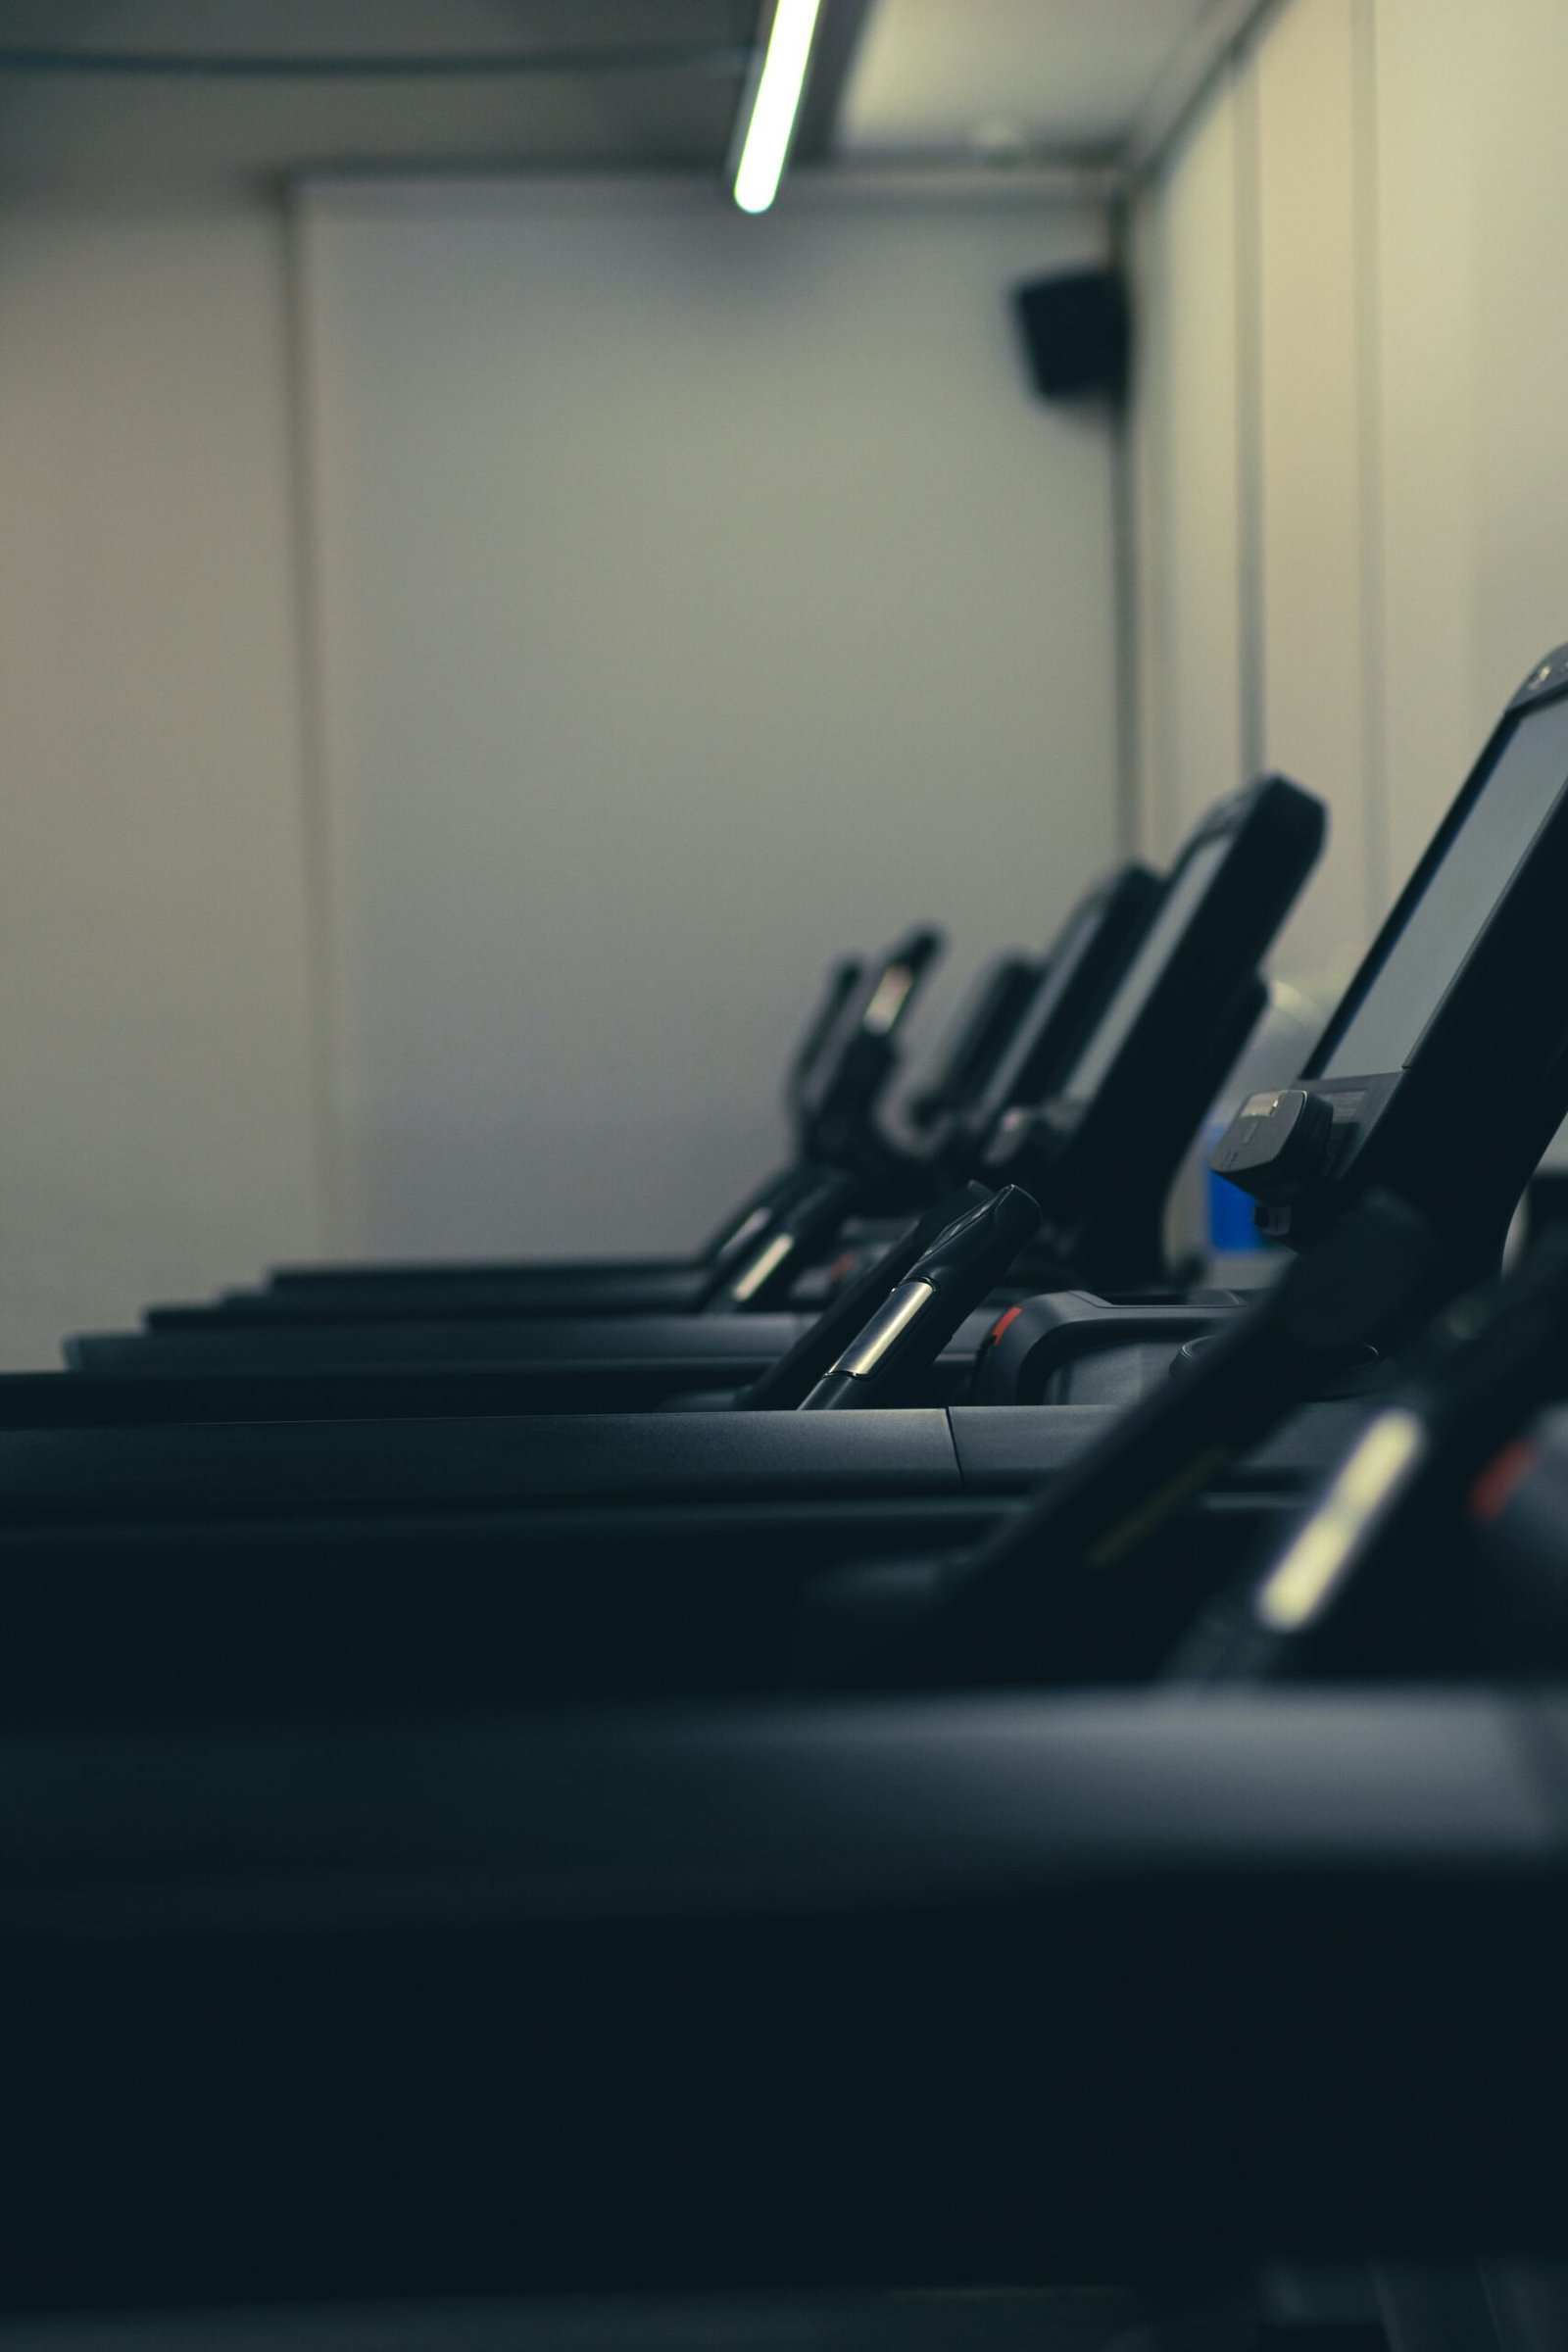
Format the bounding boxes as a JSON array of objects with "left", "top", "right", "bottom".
[
  {"left": 5, "top": 1692, "right": 1568, "bottom": 2307},
  {"left": 0, "top": 1398, "right": 1365, "bottom": 1518},
  {"left": 63, "top": 1309, "right": 1000, "bottom": 1377}
]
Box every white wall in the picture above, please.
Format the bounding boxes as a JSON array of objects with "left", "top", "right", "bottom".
[
  {"left": 0, "top": 195, "right": 325, "bottom": 1367},
  {"left": 1251, "top": 0, "right": 1375, "bottom": 978},
  {"left": 0, "top": 172, "right": 1120, "bottom": 1357},
  {"left": 1371, "top": 0, "right": 1487, "bottom": 890},
  {"left": 1130, "top": 71, "right": 1245, "bottom": 864},
  {"left": 1133, "top": 0, "right": 1568, "bottom": 1011},
  {"left": 22, "top": 5, "right": 1568, "bottom": 1356},
  {"left": 298, "top": 180, "right": 1122, "bottom": 1257}
]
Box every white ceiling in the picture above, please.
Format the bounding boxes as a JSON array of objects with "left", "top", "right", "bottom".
[
  {"left": 841, "top": 0, "right": 1229, "bottom": 160},
  {"left": 0, "top": 0, "right": 1255, "bottom": 189},
  {"left": 0, "top": 1, "right": 753, "bottom": 185}
]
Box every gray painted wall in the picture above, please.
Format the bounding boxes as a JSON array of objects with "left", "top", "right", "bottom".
[{"left": 299, "top": 177, "right": 1122, "bottom": 1256}]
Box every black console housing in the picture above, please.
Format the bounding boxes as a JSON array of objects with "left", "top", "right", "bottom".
[
  {"left": 1214, "top": 648, "right": 1568, "bottom": 1279},
  {"left": 987, "top": 774, "right": 1325, "bottom": 1289}
]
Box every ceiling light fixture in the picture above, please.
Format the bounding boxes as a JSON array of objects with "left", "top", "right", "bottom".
[{"left": 731, "top": 0, "right": 821, "bottom": 216}]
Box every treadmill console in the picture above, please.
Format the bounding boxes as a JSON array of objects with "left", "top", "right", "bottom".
[
  {"left": 1214, "top": 649, "right": 1568, "bottom": 1258},
  {"left": 981, "top": 773, "right": 1326, "bottom": 1289},
  {"left": 794, "top": 925, "right": 945, "bottom": 1167},
  {"left": 957, "top": 861, "right": 1162, "bottom": 1149}
]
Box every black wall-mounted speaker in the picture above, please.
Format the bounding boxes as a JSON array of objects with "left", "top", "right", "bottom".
[{"left": 1011, "top": 268, "right": 1130, "bottom": 403}]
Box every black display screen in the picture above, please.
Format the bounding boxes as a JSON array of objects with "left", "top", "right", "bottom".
[
  {"left": 976, "top": 892, "right": 1103, "bottom": 1119},
  {"left": 1056, "top": 830, "right": 1232, "bottom": 1105},
  {"left": 1319, "top": 691, "right": 1568, "bottom": 1081}
]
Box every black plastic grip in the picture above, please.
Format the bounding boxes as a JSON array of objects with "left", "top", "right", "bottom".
[{"left": 798, "top": 1186, "right": 1041, "bottom": 1410}]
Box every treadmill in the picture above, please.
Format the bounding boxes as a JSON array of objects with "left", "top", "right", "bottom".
[
  {"left": 20, "top": 719, "right": 1568, "bottom": 2350},
  {"left": 983, "top": 643, "right": 1568, "bottom": 1413},
  {"left": 7, "top": 1693, "right": 1568, "bottom": 2318},
  {"left": 145, "top": 877, "right": 1154, "bottom": 1329},
  {"left": 64, "top": 778, "right": 1319, "bottom": 1402},
  {"left": 24, "top": 599, "right": 1568, "bottom": 1515},
  {"left": 4, "top": 658, "right": 1568, "bottom": 1715},
  {"left": 281, "top": 923, "right": 955, "bottom": 1323},
  {"left": 831, "top": 648, "right": 1568, "bottom": 1693},
  {"left": 14, "top": 1306, "right": 1568, "bottom": 2344},
  {"left": 17, "top": 1314, "right": 1568, "bottom": 2343},
  {"left": 42, "top": 859, "right": 1165, "bottom": 1410},
  {"left": 251, "top": 872, "right": 1152, "bottom": 1324},
  {"left": 892, "top": 944, "right": 1040, "bottom": 1139}
]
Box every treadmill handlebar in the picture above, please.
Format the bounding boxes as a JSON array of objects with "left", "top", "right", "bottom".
[
  {"left": 705, "top": 1169, "right": 860, "bottom": 1314},
  {"left": 782, "top": 955, "right": 863, "bottom": 1123},
  {"left": 795, "top": 926, "right": 945, "bottom": 1169},
  {"left": 741, "top": 1180, "right": 993, "bottom": 1409},
  {"left": 799, "top": 1184, "right": 1041, "bottom": 1410},
  {"left": 1172, "top": 1222, "right": 1568, "bottom": 1684},
  {"left": 842, "top": 1188, "right": 1446, "bottom": 1683},
  {"left": 699, "top": 1159, "right": 839, "bottom": 1283}
]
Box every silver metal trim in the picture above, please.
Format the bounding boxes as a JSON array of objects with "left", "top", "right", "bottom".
[
  {"left": 727, "top": 1229, "right": 797, "bottom": 1303},
  {"left": 833, "top": 1279, "right": 935, "bottom": 1378},
  {"left": 861, "top": 964, "right": 913, "bottom": 1036},
  {"left": 1255, "top": 1408, "right": 1426, "bottom": 1633}
]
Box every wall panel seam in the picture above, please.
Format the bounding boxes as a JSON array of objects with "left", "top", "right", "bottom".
[
  {"left": 1352, "top": 0, "right": 1389, "bottom": 929},
  {"left": 1232, "top": 47, "right": 1266, "bottom": 784},
  {"left": 280, "top": 183, "right": 351, "bottom": 1253}
]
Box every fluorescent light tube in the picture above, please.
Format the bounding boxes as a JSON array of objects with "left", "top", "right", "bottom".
[{"left": 732, "top": 0, "right": 821, "bottom": 215}]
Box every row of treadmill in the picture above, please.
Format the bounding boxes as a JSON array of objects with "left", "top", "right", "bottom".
[{"left": 15, "top": 647, "right": 1568, "bottom": 2348}]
